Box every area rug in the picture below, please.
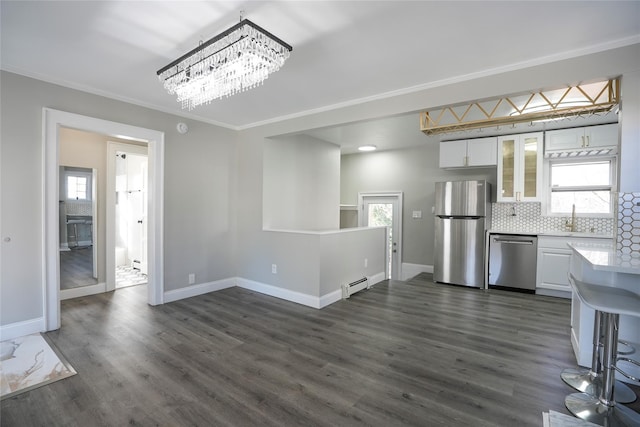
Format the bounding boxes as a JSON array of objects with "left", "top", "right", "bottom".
[
  {"left": 0, "top": 333, "right": 76, "bottom": 400},
  {"left": 542, "top": 410, "right": 599, "bottom": 427}
]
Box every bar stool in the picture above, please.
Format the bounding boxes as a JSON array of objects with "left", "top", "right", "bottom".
[
  {"left": 561, "top": 309, "right": 637, "bottom": 403},
  {"left": 564, "top": 274, "right": 640, "bottom": 426}
]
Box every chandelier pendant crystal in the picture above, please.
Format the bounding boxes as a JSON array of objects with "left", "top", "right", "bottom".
[{"left": 157, "top": 18, "right": 292, "bottom": 110}]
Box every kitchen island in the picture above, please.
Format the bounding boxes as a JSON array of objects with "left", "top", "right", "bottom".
[{"left": 568, "top": 242, "right": 640, "bottom": 383}]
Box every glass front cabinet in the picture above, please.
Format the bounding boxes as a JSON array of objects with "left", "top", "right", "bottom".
[{"left": 497, "top": 132, "right": 543, "bottom": 202}]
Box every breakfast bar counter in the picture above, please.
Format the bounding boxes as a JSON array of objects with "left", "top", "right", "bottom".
[{"left": 568, "top": 242, "right": 640, "bottom": 383}]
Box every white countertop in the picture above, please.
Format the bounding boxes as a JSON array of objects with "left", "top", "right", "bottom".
[{"left": 568, "top": 242, "right": 640, "bottom": 275}]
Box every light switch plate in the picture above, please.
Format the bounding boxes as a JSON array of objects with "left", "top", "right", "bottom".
[{"left": 412, "top": 210, "right": 422, "bottom": 219}]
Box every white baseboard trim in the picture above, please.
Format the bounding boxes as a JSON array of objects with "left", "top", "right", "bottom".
[
  {"left": 237, "top": 278, "right": 321, "bottom": 309},
  {"left": 164, "top": 278, "right": 236, "bottom": 303},
  {"left": 401, "top": 263, "right": 433, "bottom": 281},
  {"left": 0, "top": 317, "right": 45, "bottom": 341},
  {"left": 368, "top": 271, "right": 387, "bottom": 286},
  {"left": 319, "top": 289, "right": 342, "bottom": 308},
  {"left": 61, "top": 282, "right": 106, "bottom": 301}
]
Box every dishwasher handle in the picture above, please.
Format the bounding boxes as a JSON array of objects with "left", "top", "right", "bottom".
[{"left": 492, "top": 238, "right": 535, "bottom": 245}]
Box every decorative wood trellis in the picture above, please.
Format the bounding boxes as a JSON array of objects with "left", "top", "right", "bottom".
[{"left": 420, "top": 78, "right": 620, "bottom": 135}]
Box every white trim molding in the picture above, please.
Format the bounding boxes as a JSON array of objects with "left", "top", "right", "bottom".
[
  {"left": 368, "top": 271, "right": 387, "bottom": 287},
  {"left": 43, "top": 108, "right": 165, "bottom": 332},
  {"left": 319, "top": 290, "right": 342, "bottom": 308},
  {"left": 164, "top": 278, "right": 236, "bottom": 303},
  {"left": 60, "top": 283, "right": 107, "bottom": 301},
  {"left": 0, "top": 317, "right": 46, "bottom": 341},
  {"left": 401, "top": 263, "right": 433, "bottom": 281},
  {"left": 237, "top": 278, "right": 322, "bottom": 309}
]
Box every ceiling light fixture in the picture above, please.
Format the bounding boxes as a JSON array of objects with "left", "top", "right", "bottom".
[
  {"left": 157, "top": 14, "right": 292, "bottom": 110},
  {"left": 358, "top": 145, "right": 377, "bottom": 152}
]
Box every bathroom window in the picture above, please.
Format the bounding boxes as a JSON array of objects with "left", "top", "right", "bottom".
[
  {"left": 66, "top": 172, "right": 92, "bottom": 200},
  {"left": 547, "top": 158, "right": 615, "bottom": 216}
]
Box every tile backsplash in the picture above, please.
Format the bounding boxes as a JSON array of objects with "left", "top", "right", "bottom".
[
  {"left": 617, "top": 192, "right": 640, "bottom": 254},
  {"left": 491, "top": 202, "right": 615, "bottom": 235}
]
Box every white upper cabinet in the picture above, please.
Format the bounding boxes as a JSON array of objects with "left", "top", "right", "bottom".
[
  {"left": 497, "top": 132, "right": 543, "bottom": 202},
  {"left": 545, "top": 123, "right": 618, "bottom": 153},
  {"left": 439, "top": 137, "right": 497, "bottom": 168}
]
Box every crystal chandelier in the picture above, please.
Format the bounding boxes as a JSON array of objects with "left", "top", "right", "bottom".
[{"left": 157, "top": 18, "right": 292, "bottom": 110}]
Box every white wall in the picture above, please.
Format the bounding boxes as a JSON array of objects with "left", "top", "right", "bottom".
[
  {"left": 0, "top": 71, "right": 236, "bottom": 328},
  {"left": 263, "top": 134, "right": 340, "bottom": 231}
]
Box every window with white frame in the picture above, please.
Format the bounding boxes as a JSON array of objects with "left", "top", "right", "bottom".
[
  {"left": 548, "top": 158, "right": 615, "bottom": 216},
  {"left": 65, "top": 170, "right": 92, "bottom": 200}
]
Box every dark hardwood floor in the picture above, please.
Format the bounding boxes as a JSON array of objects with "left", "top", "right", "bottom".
[
  {"left": 2, "top": 273, "right": 638, "bottom": 426},
  {"left": 60, "top": 247, "right": 97, "bottom": 290}
]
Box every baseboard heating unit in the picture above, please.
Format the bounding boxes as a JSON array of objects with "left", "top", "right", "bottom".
[{"left": 342, "top": 277, "right": 369, "bottom": 299}]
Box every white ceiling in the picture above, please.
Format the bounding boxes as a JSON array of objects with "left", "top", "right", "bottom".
[{"left": 2, "top": 1, "right": 639, "bottom": 153}]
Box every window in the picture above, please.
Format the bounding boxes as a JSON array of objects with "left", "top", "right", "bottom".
[
  {"left": 65, "top": 171, "right": 93, "bottom": 200},
  {"left": 548, "top": 159, "right": 615, "bottom": 216},
  {"left": 67, "top": 175, "right": 87, "bottom": 200}
]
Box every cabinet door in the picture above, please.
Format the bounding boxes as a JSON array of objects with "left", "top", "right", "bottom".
[
  {"left": 520, "top": 133, "right": 542, "bottom": 201},
  {"left": 497, "top": 133, "right": 542, "bottom": 202},
  {"left": 545, "top": 128, "right": 583, "bottom": 151},
  {"left": 467, "top": 137, "right": 497, "bottom": 166},
  {"left": 497, "top": 136, "right": 516, "bottom": 201},
  {"left": 536, "top": 249, "right": 572, "bottom": 292},
  {"left": 585, "top": 123, "right": 617, "bottom": 148},
  {"left": 439, "top": 140, "right": 467, "bottom": 168}
]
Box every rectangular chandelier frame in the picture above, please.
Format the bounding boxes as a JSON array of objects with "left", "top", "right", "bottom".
[{"left": 420, "top": 78, "right": 620, "bottom": 135}]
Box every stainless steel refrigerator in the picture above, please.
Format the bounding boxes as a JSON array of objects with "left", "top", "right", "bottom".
[{"left": 433, "top": 180, "right": 491, "bottom": 288}]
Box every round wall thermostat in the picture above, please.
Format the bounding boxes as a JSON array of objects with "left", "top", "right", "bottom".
[{"left": 176, "top": 122, "right": 188, "bottom": 134}]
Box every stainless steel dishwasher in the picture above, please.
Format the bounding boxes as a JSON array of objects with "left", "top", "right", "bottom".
[{"left": 488, "top": 234, "right": 537, "bottom": 292}]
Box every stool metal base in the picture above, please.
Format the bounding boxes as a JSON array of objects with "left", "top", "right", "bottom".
[
  {"left": 565, "top": 392, "right": 640, "bottom": 426},
  {"left": 560, "top": 368, "right": 637, "bottom": 404}
]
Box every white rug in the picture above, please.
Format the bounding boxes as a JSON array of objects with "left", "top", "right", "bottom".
[{"left": 0, "top": 333, "right": 76, "bottom": 400}]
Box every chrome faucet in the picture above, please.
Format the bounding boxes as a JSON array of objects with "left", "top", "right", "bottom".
[{"left": 566, "top": 204, "right": 577, "bottom": 232}]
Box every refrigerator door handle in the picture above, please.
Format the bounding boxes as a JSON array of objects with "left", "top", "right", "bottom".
[{"left": 438, "top": 216, "right": 482, "bottom": 220}]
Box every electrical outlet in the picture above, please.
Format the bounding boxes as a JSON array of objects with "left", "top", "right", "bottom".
[
  {"left": 271, "top": 264, "right": 277, "bottom": 274},
  {"left": 188, "top": 273, "right": 195, "bottom": 284},
  {"left": 364, "top": 258, "right": 368, "bottom": 268}
]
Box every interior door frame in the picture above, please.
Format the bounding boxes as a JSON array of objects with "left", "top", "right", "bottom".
[
  {"left": 43, "top": 108, "right": 165, "bottom": 332},
  {"left": 106, "top": 142, "right": 148, "bottom": 292},
  {"left": 357, "top": 192, "right": 403, "bottom": 280}
]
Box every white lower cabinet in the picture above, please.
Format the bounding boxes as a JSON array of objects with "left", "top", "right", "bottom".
[{"left": 536, "top": 236, "right": 612, "bottom": 298}]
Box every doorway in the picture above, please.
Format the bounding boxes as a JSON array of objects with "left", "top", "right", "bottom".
[
  {"left": 358, "top": 192, "right": 403, "bottom": 280},
  {"left": 108, "top": 143, "right": 149, "bottom": 290},
  {"left": 43, "top": 108, "right": 165, "bottom": 332},
  {"left": 59, "top": 166, "right": 99, "bottom": 296}
]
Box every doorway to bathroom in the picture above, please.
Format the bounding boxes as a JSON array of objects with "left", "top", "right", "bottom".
[{"left": 108, "top": 142, "right": 148, "bottom": 290}]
